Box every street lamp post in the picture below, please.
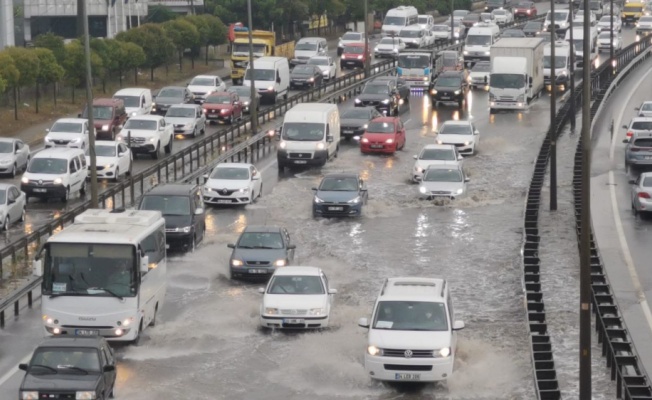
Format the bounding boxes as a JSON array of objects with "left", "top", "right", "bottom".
[
  {"left": 549, "top": 0, "right": 557, "bottom": 211},
  {"left": 610, "top": 0, "right": 614, "bottom": 73},
  {"left": 450, "top": 0, "right": 454, "bottom": 45},
  {"left": 81, "top": 0, "right": 98, "bottom": 208},
  {"left": 569, "top": 7, "right": 576, "bottom": 131},
  {"left": 247, "top": 0, "right": 257, "bottom": 134},
  {"left": 364, "top": 0, "right": 370, "bottom": 77}
]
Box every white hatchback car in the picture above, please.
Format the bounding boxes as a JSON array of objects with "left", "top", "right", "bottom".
[
  {"left": 86, "top": 141, "right": 132, "bottom": 181},
  {"left": 44, "top": 118, "right": 92, "bottom": 150},
  {"left": 359, "top": 277, "right": 465, "bottom": 383},
  {"left": 338, "top": 31, "right": 364, "bottom": 55},
  {"left": 411, "top": 144, "right": 463, "bottom": 183},
  {"left": 202, "top": 162, "right": 263, "bottom": 205},
  {"left": 259, "top": 266, "right": 337, "bottom": 329},
  {"left": 307, "top": 56, "right": 337, "bottom": 80},
  {"left": 636, "top": 101, "right": 652, "bottom": 118},
  {"left": 436, "top": 120, "right": 480, "bottom": 156},
  {"left": 0, "top": 138, "right": 30, "bottom": 177}
]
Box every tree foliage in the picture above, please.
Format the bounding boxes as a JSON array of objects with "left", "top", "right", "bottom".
[
  {"left": 62, "top": 41, "right": 103, "bottom": 88},
  {"left": 0, "top": 51, "right": 20, "bottom": 89},
  {"left": 163, "top": 19, "right": 200, "bottom": 70},
  {"left": 33, "top": 48, "right": 64, "bottom": 86},
  {"left": 116, "top": 23, "right": 174, "bottom": 80},
  {"left": 147, "top": 5, "right": 179, "bottom": 23},
  {"left": 33, "top": 32, "right": 66, "bottom": 65},
  {"left": 3, "top": 47, "right": 39, "bottom": 89}
]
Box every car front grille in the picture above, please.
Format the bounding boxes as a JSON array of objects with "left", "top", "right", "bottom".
[
  {"left": 288, "top": 152, "right": 312, "bottom": 159},
  {"left": 362, "top": 100, "right": 380, "bottom": 106},
  {"left": 35, "top": 391, "right": 76, "bottom": 399},
  {"left": 280, "top": 309, "right": 308, "bottom": 315},
  {"left": 382, "top": 348, "right": 435, "bottom": 358},
  {"left": 499, "top": 96, "right": 515, "bottom": 101},
  {"left": 245, "top": 260, "right": 271, "bottom": 266},
  {"left": 210, "top": 188, "right": 237, "bottom": 196},
  {"left": 61, "top": 325, "right": 114, "bottom": 329},
  {"left": 24, "top": 179, "right": 56, "bottom": 186},
  {"left": 126, "top": 136, "right": 146, "bottom": 145},
  {"left": 384, "top": 364, "right": 433, "bottom": 371},
  {"left": 52, "top": 139, "right": 70, "bottom": 145},
  {"left": 430, "top": 190, "right": 452, "bottom": 195}
]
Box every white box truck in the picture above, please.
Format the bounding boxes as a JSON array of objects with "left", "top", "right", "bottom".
[{"left": 489, "top": 37, "right": 545, "bottom": 112}]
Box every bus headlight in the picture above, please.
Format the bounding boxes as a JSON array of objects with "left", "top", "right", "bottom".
[
  {"left": 20, "top": 392, "right": 39, "bottom": 400},
  {"left": 75, "top": 391, "right": 97, "bottom": 399}
]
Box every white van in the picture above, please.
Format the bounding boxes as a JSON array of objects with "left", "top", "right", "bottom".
[
  {"left": 543, "top": 40, "right": 573, "bottom": 89},
  {"left": 463, "top": 24, "right": 500, "bottom": 66},
  {"left": 382, "top": 6, "right": 419, "bottom": 37},
  {"left": 244, "top": 57, "right": 290, "bottom": 104},
  {"left": 543, "top": 9, "right": 572, "bottom": 34},
  {"left": 113, "top": 88, "right": 153, "bottom": 118},
  {"left": 418, "top": 14, "right": 435, "bottom": 30},
  {"left": 291, "top": 37, "right": 328, "bottom": 66},
  {"left": 277, "top": 103, "right": 340, "bottom": 171},
  {"left": 20, "top": 148, "right": 88, "bottom": 202},
  {"left": 358, "top": 277, "right": 465, "bottom": 383},
  {"left": 398, "top": 25, "right": 428, "bottom": 48},
  {"left": 565, "top": 26, "right": 598, "bottom": 69}
]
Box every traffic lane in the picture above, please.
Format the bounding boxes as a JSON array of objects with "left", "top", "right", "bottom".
[
  {"left": 590, "top": 54, "right": 652, "bottom": 370},
  {"left": 109, "top": 93, "right": 557, "bottom": 399}
]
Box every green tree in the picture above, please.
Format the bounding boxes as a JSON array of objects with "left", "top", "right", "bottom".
[
  {"left": 116, "top": 23, "right": 174, "bottom": 81},
  {"left": 0, "top": 52, "right": 19, "bottom": 97},
  {"left": 201, "top": 14, "right": 228, "bottom": 65},
  {"left": 90, "top": 37, "right": 115, "bottom": 93},
  {"left": 63, "top": 41, "right": 103, "bottom": 103},
  {"left": 0, "top": 75, "right": 5, "bottom": 94},
  {"left": 32, "top": 32, "right": 66, "bottom": 65},
  {"left": 147, "top": 4, "right": 178, "bottom": 23},
  {"left": 3, "top": 47, "right": 39, "bottom": 120},
  {"left": 184, "top": 15, "right": 209, "bottom": 60},
  {"left": 117, "top": 41, "right": 146, "bottom": 86},
  {"left": 272, "top": 0, "right": 310, "bottom": 37},
  {"left": 32, "top": 47, "right": 64, "bottom": 113},
  {"left": 162, "top": 19, "right": 200, "bottom": 71}
]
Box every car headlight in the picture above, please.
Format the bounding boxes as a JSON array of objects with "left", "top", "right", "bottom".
[
  {"left": 316, "top": 142, "right": 325, "bottom": 150},
  {"left": 393, "top": 48, "right": 399, "bottom": 52},
  {"left": 314, "top": 196, "right": 324, "bottom": 203},
  {"left": 374, "top": 46, "right": 379, "bottom": 51},
  {"left": 101, "top": 124, "right": 109, "bottom": 131},
  {"left": 431, "top": 89, "right": 437, "bottom": 94},
  {"left": 308, "top": 77, "right": 314, "bottom": 82},
  {"left": 436, "top": 140, "right": 443, "bottom": 145},
  {"left": 75, "top": 391, "right": 97, "bottom": 400},
  {"left": 70, "top": 137, "right": 82, "bottom": 143},
  {"left": 484, "top": 51, "right": 490, "bottom": 55},
  {"left": 273, "top": 259, "right": 286, "bottom": 267},
  {"left": 354, "top": 98, "right": 361, "bottom": 104},
  {"left": 231, "top": 259, "right": 243, "bottom": 267},
  {"left": 180, "top": 226, "right": 192, "bottom": 233},
  {"left": 348, "top": 196, "right": 361, "bottom": 204},
  {"left": 44, "top": 137, "right": 53, "bottom": 142},
  {"left": 309, "top": 308, "right": 325, "bottom": 316},
  {"left": 21, "top": 392, "right": 39, "bottom": 400},
  {"left": 415, "top": 166, "right": 423, "bottom": 172},
  {"left": 53, "top": 178, "right": 63, "bottom": 185},
  {"left": 385, "top": 138, "right": 394, "bottom": 144},
  {"left": 357, "top": 55, "right": 363, "bottom": 59},
  {"left": 463, "top": 50, "right": 469, "bottom": 55},
  {"left": 21, "top": 176, "right": 29, "bottom": 184},
  {"left": 279, "top": 141, "right": 287, "bottom": 149},
  {"left": 221, "top": 109, "right": 228, "bottom": 114},
  {"left": 382, "top": 99, "right": 390, "bottom": 104},
  {"left": 267, "top": 86, "right": 274, "bottom": 91},
  {"left": 436, "top": 347, "right": 451, "bottom": 358},
  {"left": 454, "top": 90, "right": 461, "bottom": 95},
  {"left": 131, "top": 111, "right": 137, "bottom": 116},
  {"left": 104, "top": 163, "right": 115, "bottom": 169},
  {"left": 363, "top": 124, "right": 368, "bottom": 129},
  {"left": 185, "top": 123, "right": 193, "bottom": 129},
  {"left": 456, "top": 188, "right": 464, "bottom": 195},
  {"left": 238, "top": 188, "right": 250, "bottom": 193},
  {"left": 419, "top": 186, "right": 427, "bottom": 194},
  {"left": 464, "top": 141, "right": 471, "bottom": 146},
  {"left": 367, "top": 345, "right": 383, "bottom": 356},
  {"left": 244, "top": 101, "right": 249, "bottom": 106}
]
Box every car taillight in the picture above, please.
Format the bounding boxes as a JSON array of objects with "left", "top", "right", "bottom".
[{"left": 638, "top": 192, "right": 651, "bottom": 199}]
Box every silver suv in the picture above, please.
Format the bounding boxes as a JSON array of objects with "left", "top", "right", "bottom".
[{"left": 624, "top": 131, "right": 652, "bottom": 168}]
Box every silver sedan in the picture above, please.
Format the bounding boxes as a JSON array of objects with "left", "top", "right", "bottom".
[
  {"left": 630, "top": 172, "right": 652, "bottom": 214},
  {"left": 0, "top": 183, "right": 26, "bottom": 231},
  {"left": 0, "top": 138, "right": 30, "bottom": 177}
]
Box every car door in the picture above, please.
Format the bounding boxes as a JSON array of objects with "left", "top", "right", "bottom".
[
  {"left": 117, "top": 143, "right": 130, "bottom": 173},
  {"left": 16, "top": 141, "right": 28, "bottom": 169},
  {"left": 197, "top": 107, "right": 206, "bottom": 131},
  {"left": 233, "top": 94, "right": 242, "bottom": 118},
  {"left": 250, "top": 165, "right": 262, "bottom": 195},
  {"left": 72, "top": 157, "right": 85, "bottom": 192},
  {"left": 6, "top": 187, "right": 18, "bottom": 223},
  {"left": 10, "top": 186, "right": 24, "bottom": 222},
  {"left": 100, "top": 346, "right": 116, "bottom": 397}
]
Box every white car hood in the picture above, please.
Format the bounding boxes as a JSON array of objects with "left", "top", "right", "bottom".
[
  {"left": 205, "top": 178, "right": 249, "bottom": 191},
  {"left": 0, "top": 154, "right": 15, "bottom": 162},
  {"left": 376, "top": 44, "right": 399, "bottom": 51},
  {"left": 46, "top": 132, "right": 83, "bottom": 140},
  {"left": 87, "top": 155, "right": 117, "bottom": 167},
  {"left": 369, "top": 329, "right": 451, "bottom": 350},
  {"left": 165, "top": 116, "right": 195, "bottom": 126},
  {"left": 314, "top": 65, "right": 330, "bottom": 73},
  {"left": 339, "top": 39, "right": 362, "bottom": 47},
  {"left": 469, "top": 70, "right": 490, "bottom": 79},
  {"left": 187, "top": 84, "right": 216, "bottom": 94},
  {"left": 281, "top": 140, "right": 322, "bottom": 152},
  {"left": 432, "top": 31, "right": 449, "bottom": 38},
  {"left": 122, "top": 128, "right": 158, "bottom": 138},
  {"left": 437, "top": 133, "right": 474, "bottom": 145},
  {"left": 401, "top": 37, "right": 421, "bottom": 44},
  {"left": 263, "top": 294, "right": 327, "bottom": 310},
  {"left": 23, "top": 172, "right": 66, "bottom": 181}
]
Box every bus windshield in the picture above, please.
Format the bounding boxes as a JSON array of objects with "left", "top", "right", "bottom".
[
  {"left": 398, "top": 54, "right": 430, "bottom": 68},
  {"left": 42, "top": 243, "right": 137, "bottom": 298}
]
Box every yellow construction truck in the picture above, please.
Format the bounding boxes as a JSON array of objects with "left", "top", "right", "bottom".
[{"left": 230, "top": 30, "right": 295, "bottom": 85}]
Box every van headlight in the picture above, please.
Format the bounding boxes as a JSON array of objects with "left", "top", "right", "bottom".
[
  {"left": 231, "top": 259, "right": 243, "bottom": 267},
  {"left": 435, "top": 347, "right": 451, "bottom": 358},
  {"left": 265, "top": 308, "right": 279, "bottom": 315},
  {"left": 314, "top": 196, "right": 324, "bottom": 203},
  {"left": 354, "top": 98, "right": 361, "bottom": 104},
  {"left": 273, "top": 259, "right": 286, "bottom": 267},
  {"left": 316, "top": 142, "right": 325, "bottom": 150},
  {"left": 53, "top": 178, "right": 63, "bottom": 185},
  {"left": 21, "top": 177, "right": 29, "bottom": 184},
  {"left": 382, "top": 99, "right": 390, "bottom": 104},
  {"left": 456, "top": 188, "right": 464, "bottom": 195},
  {"left": 367, "top": 345, "right": 383, "bottom": 356},
  {"left": 180, "top": 226, "right": 192, "bottom": 233},
  {"left": 347, "top": 196, "right": 361, "bottom": 204},
  {"left": 279, "top": 141, "right": 287, "bottom": 149}
]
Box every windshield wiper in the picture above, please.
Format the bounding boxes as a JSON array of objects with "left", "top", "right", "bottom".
[
  {"left": 238, "top": 245, "right": 255, "bottom": 249},
  {"left": 49, "top": 291, "right": 87, "bottom": 299},
  {"left": 28, "top": 364, "right": 58, "bottom": 374},
  {"left": 86, "top": 287, "right": 124, "bottom": 300},
  {"left": 59, "top": 366, "right": 89, "bottom": 375},
  {"left": 258, "top": 246, "right": 281, "bottom": 249}
]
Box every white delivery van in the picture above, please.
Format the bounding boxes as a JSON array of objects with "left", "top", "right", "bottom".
[
  {"left": 244, "top": 57, "right": 290, "bottom": 104},
  {"left": 489, "top": 38, "right": 545, "bottom": 112},
  {"left": 463, "top": 24, "right": 500, "bottom": 66},
  {"left": 291, "top": 37, "right": 328, "bottom": 66},
  {"left": 277, "top": 103, "right": 340, "bottom": 171},
  {"left": 543, "top": 9, "right": 572, "bottom": 34},
  {"left": 113, "top": 88, "right": 153, "bottom": 118},
  {"left": 543, "top": 40, "right": 573, "bottom": 90},
  {"left": 382, "top": 6, "right": 419, "bottom": 37},
  {"left": 21, "top": 148, "right": 88, "bottom": 202},
  {"left": 565, "top": 26, "right": 598, "bottom": 69}
]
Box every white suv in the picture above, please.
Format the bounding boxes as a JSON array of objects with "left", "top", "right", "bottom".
[
  {"left": 117, "top": 115, "right": 173, "bottom": 159},
  {"left": 44, "top": 118, "right": 92, "bottom": 149},
  {"left": 358, "top": 277, "right": 465, "bottom": 383}
]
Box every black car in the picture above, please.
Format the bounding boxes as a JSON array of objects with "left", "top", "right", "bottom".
[
  {"left": 290, "top": 65, "right": 323, "bottom": 89},
  {"left": 373, "top": 76, "right": 411, "bottom": 104},
  {"left": 139, "top": 184, "right": 206, "bottom": 251},
  {"left": 152, "top": 86, "right": 194, "bottom": 115},
  {"left": 354, "top": 81, "right": 399, "bottom": 115},
  {"left": 522, "top": 21, "right": 543, "bottom": 37},
  {"left": 431, "top": 71, "right": 469, "bottom": 109},
  {"left": 340, "top": 107, "right": 383, "bottom": 140},
  {"left": 312, "top": 173, "right": 368, "bottom": 218},
  {"left": 227, "top": 225, "right": 296, "bottom": 279},
  {"left": 19, "top": 336, "right": 116, "bottom": 400},
  {"left": 503, "top": 29, "right": 526, "bottom": 37}
]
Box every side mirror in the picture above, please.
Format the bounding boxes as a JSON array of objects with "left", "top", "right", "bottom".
[
  {"left": 622, "top": 139, "right": 630, "bottom": 143},
  {"left": 413, "top": 155, "right": 418, "bottom": 159},
  {"left": 628, "top": 179, "right": 636, "bottom": 184},
  {"left": 19, "top": 364, "right": 28, "bottom": 371},
  {"left": 140, "top": 255, "right": 150, "bottom": 273},
  {"left": 159, "top": 127, "right": 165, "bottom": 131},
  {"left": 258, "top": 287, "right": 265, "bottom": 294},
  {"left": 635, "top": 107, "right": 640, "bottom": 111},
  {"left": 32, "top": 259, "right": 43, "bottom": 277},
  {"left": 194, "top": 207, "right": 204, "bottom": 215},
  {"left": 227, "top": 243, "right": 235, "bottom": 248},
  {"left": 458, "top": 154, "right": 464, "bottom": 160},
  {"left": 622, "top": 125, "right": 628, "bottom": 129},
  {"left": 326, "top": 135, "right": 334, "bottom": 143},
  {"left": 287, "top": 244, "right": 296, "bottom": 250},
  {"left": 529, "top": 76, "right": 533, "bottom": 84},
  {"left": 7, "top": 198, "right": 15, "bottom": 205},
  {"left": 465, "top": 177, "right": 471, "bottom": 182},
  {"left": 474, "top": 130, "right": 479, "bottom": 135},
  {"left": 203, "top": 174, "right": 209, "bottom": 182},
  {"left": 103, "top": 365, "right": 116, "bottom": 372},
  {"left": 453, "top": 320, "right": 466, "bottom": 330},
  {"left": 311, "top": 187, "right": 318, "bottom": 191},
  {"left": 328, "top": 288, "right": 338, "bottom": 294},
  {"left": 358, "top": 317, "right": 370, "bottom": 328},
  {"left": 252, "top": 174, "right": 260, "bottom": 180},
  {"left": 118, "top": 152, "right": 126, "bottom": 157}
]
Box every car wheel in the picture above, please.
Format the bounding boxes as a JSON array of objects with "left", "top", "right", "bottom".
[
  {"left": 131, "top": 320, "right": 143, "bottom": 346},
  {"left": 258, "top": 184, "right": 263, "bottom": 199},
  {"left": 164, "top": 137, "right": 172, "bottom": 154},
  {"left": 114, "top": 168, "right": 120, "bottom": 182},
  {"left": 229, "top": 114, "right": 234, "bottom": 124},
  {"left": 632, "top": 202, "right": 639, "bottom": 216},
  {"left": 151, "top": 142, "right": 160, "bottom": 160},
  {"left": 189, "top": 234, "right": 196, "bottom": 252},
  {"left": 2, "top": 216, "right": 9, "bottom": 232},
  {"left": 110, "top": 128, "right": 116, "bottom": 141},
  {"left": 80, "top": 181, "right": 87, "bottom": 196},
  {"left": 192, "top": 126, "right": 198, "bottom": 138},
  {"left": 62, "top": 187, "right": 70, "bottom": 202},
  {"left": 249, "top": 192, "right": 256, "bottom": 204},
  {"left": 20, "top": 207, "right": 25, "bottom": 223},
  {"left": 10, "top": 163, "right": 16, "bottom": 178},
  {"left": 200, "top": 124, "right": 205, "bottom": 135},
  {"left": 24, "top": 156, "right": 30, "bottom": 172},
  {"left": 109, "top": 386, "right": 115, "bottom": 398}
]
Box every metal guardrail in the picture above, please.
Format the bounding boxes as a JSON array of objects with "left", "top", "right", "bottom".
[{"left": 570, "top": 38, "right": 652, "bottom": 399}]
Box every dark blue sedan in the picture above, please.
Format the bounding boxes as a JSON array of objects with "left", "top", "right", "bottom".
[{"left": 312, "top": 173, "right": 368, "bottom": 218}]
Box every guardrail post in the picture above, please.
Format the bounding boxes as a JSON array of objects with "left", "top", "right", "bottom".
[
  {"left": 181, "top": 154, "right": 186, "bottom": 178},
  {"left": 121, "top": 186, "right": 125, "bottom": 209},
  {"left": 0, "top": 309, "right": 4, "bottom": 328},
  {"left": 28, "top": 290, "right": 32, "bottom": 308},
  {"left": 156, "top": 165, "right": 161, "bottom": 184}
]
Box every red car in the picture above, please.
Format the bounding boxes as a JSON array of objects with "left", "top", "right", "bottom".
[
  {"left": 359, "top": 116, "right": 406, "bottom": 154},
  {"left": 514, "top": 1, "right": 537, "bottom": 18},
  {"left": 202, "top": 91, "right": 243, "bottom": 124},
  {"left": 340, "top": 43, "right": 372, "bottom": 70}
]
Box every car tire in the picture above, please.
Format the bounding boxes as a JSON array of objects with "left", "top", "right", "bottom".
[
  {"left": 149, "top": 304, "right": 158, "bottom": 327},
  {"left": 151, "top": 142, "right": 160, "bottom": 160},
  {"left": 2, "top": 216, "right": 9, "bottom": 232},
  {"left": 192, "top": 126, "right": 198, "bottom": 138},
  {"left": 189, "top": 234, "right": 196, "bottom": 253},
  {"left": 62, "top": 187, "right": 70, "bottom": 202},
  {"left": 228, "top": 114, "right": 234, "bottom": 124},
  {"left": 110, "top": 128, "right": 116, "bottom": 141},
  {"left": 632, "top": 202, "right": 639, "bottom": 216},
  {"left": 10, "top": 163, "right": 16, "bottom": 178},
  {"left": 258, "top": 184, "right": 263, "bottom": 199},
  {"left": 164, "top": 137, "right": 172, "bottom": 154},
  {"left": 114, "top": 168, "right": 120, "bottom": 182},
  {"left": 131, "top": 320, "right": 143, "bottom": 346},
  {"left": 20, "top": 207, "right": 25, "bottom": 223},
  {"left": 80, "top": 181, "right": 87, "bottom": 196},
  {"left": 24, "top": 156, "right": 30, "bottom": 172}
]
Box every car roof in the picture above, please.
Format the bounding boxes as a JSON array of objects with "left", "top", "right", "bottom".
[
  {"left": 0, "top": 137, "right": 17, "bottom": 143},
  {"left": 93, "top": 98, "right": 122, "bottom": 106},
  {"left": 94, "top": 141, "right": 119, "bottom": 147},
  {"left": 168, "top": 104, "right": 200, "bottom": 109},
  {"left": 114, "top": 87, "right": 150, "bottom": 96},
  {"left": 631, "top": 117, "right": 652, "bottom": 123},
  {"left": 159, "top": 86, "right": 186, "bottom": 90},
  {"left": 421, "top": 144, "right": 456, "bottom": 150},
  {"left": 640, "top": 172, "right": 652, "bottom": 178},
  {"left": 37, "top": 335, "right": 105, "bottom": 349},
  {"left": 322, "top": 173, "right": 359, "bottom": 180},
  {"left": 273, "top": 266, "right": 321, "bottom": 276},
  {"left": 206, "top": 91, "right": 232, "bottom": 96},
  {"left": 344, "top": 43, "right": 365, "bottom": 47},
  {"left": 34, "top": 148, "right": 84, "bottom": 158},
  {"left": 54, "top": 118, "right": 86, "bottom": 124},
  {"left": 0, "top": 183, "right": 17, "bottom": 190},
  {"left": 426, "top": 164, "right": 463, "bottom": 171},
  {"left": 379, "top": 277, "right": 447, "bottom": 302},
  {"left": 129, "top": 115, "right": 163, "bottom": 121},
  {"left": 441, "top": 120, "right": 472, "bottom": 126},
  {"left": 214, "top": 162, "right": 252, "bottom": 169},
  {"left": 243, "top": 225, "right": 283, "bottom": 233},
  {"left": 298, "top": 37, "right": 326, "bottom": 43},
  {"left": 192, "top": 75, "right": 220, "bottom": 79},
  {"left": 439, "top": 71, "right": 464, "bottom": 77},
  {"left": 145, "top": 184, "right": 197, "bottom": 196}
]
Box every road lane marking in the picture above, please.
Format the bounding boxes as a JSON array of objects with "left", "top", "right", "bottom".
[
  {"left": 0, "top": 354, "right": 31, "bottom": 388},
  {"left": 608, "top": 62, "right": 652, "bottom": 334}
]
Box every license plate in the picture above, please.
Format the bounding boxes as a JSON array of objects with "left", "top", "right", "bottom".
[
  {"left": 343, "top": 130, "right": 354, "bottom": 134},
  {"left": 209, "top": 113, "right": 217, "bottom": 117},
  {"left": 75, "top": 329, "right": 99, "bottom": 336},
  {"left": 283, "top": 319, "right": 305, "bottom": 324},
  {"left": 33, "top": 188, "right": 47, "bottom": 193},
  {"left": 440, "top": 96, "right": 450, "bottom": 100},
  {"left": 217, "top": 200, "right": 232, "bottom": 204},
  {"left": 248, "top": 269, "right": 268, "bottom": 274},
  {"left": 293, "top": 160, "right": 307, "bottom": 164},
  {"left": 329, "top": 206, "right": 344, "bottom": 211},
  {"left": 395, "top": 373, "right": 421, "bottom": 381},
  {"left": 370, "top": 145, "right": 383, "bottom": 149}
]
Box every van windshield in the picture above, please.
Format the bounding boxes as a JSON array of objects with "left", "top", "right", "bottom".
[
  {"left": 114, "top": 95, "right": 140, "bottom": 108},
  {"left": 466, "top": 34, "right": 491, "bottom": 46},
  {"left": 82, "top": 106, "right": 113, "bottom": 120},
  {"left": 384, "top": 16, "right": 406, "bottom": 26},
  {"left": 28, "top": 158, "right": 67, "bottom": 174},
  {"left": 398, "top": 54, "right": 430, "bottom": 68},
  {"left": 281, "top": 122, "right": 325, "bottom": 141},
  {"left": 296, "top": 43, "right": 318, "bottom": 51},
  {"left": 373, "top": 301, "right": 449, "bottom": 331},
  {"left": 543, "top": 55, "right": 567, "bottom": 69},
  {"left": 244, "top": 69, "right": 275, "bottom": 81},
  {"left": 399, "top": 30, "right": 422, "bottom": 38},
  {"left": 547, "top": 11, "right": 568, "bottom": 21}
]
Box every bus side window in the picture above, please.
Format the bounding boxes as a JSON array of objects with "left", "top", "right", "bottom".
[{"left": 140, "top": 229, "right": 165, "bottom": 272}]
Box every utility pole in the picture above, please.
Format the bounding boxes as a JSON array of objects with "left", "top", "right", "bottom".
[
  {"left": 363, "top": 0, "right": 370, "bottom": 77},
  {"left": 246, "top": 0, "right": 257, "bottom": 134},
  {"left": 450, "top": 0, "right": 454, "bottom": 45},
  {"left": 569, "top": 8, "right": 576, "bottom": 131},
  {"left": 82, "top": 0, "right": 99, "bottom": 208},
  {"left": 77, "top": 0, "right": 85, "bottom": 37},
  {"left": 609, "top": 0, "right": 614, "bottom": 73},
  {"left": 549, "top": 0, "right": 557, "bottom": 211},
  {"left": 579, "top": 0, "right": 592, "bottom": 395}
]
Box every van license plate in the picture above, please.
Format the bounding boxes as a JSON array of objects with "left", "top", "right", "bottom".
[
  {"left": 283, "top": 319, "right": 304, "bottom": 324},
  {"left": 75, "top": 329, "right": 99, "bottom": 336},
  {"left": 33, "top": 188, "right": 47, "bottom": 193},
  {"left": 293, "top": 160, "right": 307, "bottom": 164},
  {"left": 395, "top": 373, "right": 421, "bottom": 380}
]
